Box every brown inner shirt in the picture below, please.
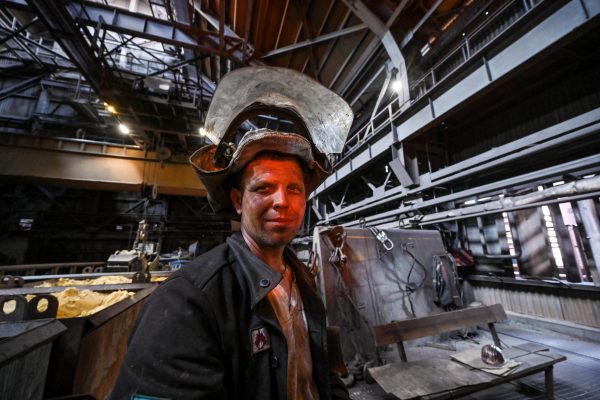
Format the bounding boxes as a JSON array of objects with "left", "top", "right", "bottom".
[{"left": 267, "top": 266, "right": 320, "bottom": 400}]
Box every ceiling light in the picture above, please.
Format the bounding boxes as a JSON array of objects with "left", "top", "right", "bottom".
[
  {"left": 391, "top": 79, "right": 403, "bottom": 93},
  {"left": 464, "top": 199, "right": 476, "bottom": 205},
  {"left": 158, "top": 83, "right": 170, "bottom": 91},
  {"left": 106, "top": 105, "right": 116, "bottom": 114},
  {"left": 420, "top": 43, "right": 431, "bottom": 56},
  {"left": 118, "top": 123, "right": 130, "bottom": 134},
  {"left": 198, "top": 127, "right": 206, "bottom": 137},
  {"left": 478, "top": 196, "right": 492, "bottom": 202}
]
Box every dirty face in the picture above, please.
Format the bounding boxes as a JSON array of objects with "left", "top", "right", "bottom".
[{"left": 230, "top": 154, "right": 306, "bottom": 250}]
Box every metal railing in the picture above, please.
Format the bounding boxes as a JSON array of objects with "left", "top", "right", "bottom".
[{"left": 336, "top": 0, "right": 542, "bottom": 167}]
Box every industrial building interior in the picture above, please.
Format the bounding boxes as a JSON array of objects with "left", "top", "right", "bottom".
[{"left": 0, "top": 0, "right": 599, "bottom": 399}]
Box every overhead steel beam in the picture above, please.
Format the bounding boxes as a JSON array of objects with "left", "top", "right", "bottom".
[
  {"left": 0, "top": 16, "right": 37, "bottom": 45},
  {"left": 193, "top": 1, "right": 249, "bottom": 43},
  {"left": 319, "top": 0, "right": 600, "bottom": 193},
  {"left": 398, "top": 0, "right": 444, "bottom": 49},
  {"left": 64, "top": 0, "right": 257, "bottom": 65},
  {"left": 317, "top": 7, "right": 352, "bottom": 76},
  {"left": 263, "top": 23, "right": 367, "bottom": 59},
  {"left": 339, "top": 0, "right": 409, "bottom": 102},
  {"left": 324, "top": 154, "right": 600, "bottom": 223},
  {"left": 0, "top": 134, "right": 205, "bottom": 196},
  {"left": 0, "top": 26, "right": 73, "bottom": 64},
  {"left": 319, "top": 110, "right": 600, "bottom": 221},
  {"left": 0, "top": 74, "right": 42, "bottom": 101},
  {"left": 349, "top": 63, "right": 385, "bottom": 106},
  {"left": 26, "top": 0, "right": 108, "bottom": 92}
]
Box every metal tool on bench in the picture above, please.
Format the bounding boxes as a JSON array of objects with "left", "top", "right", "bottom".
[{"left": 481, "top": 343, "right": 507, "bottom": 367}]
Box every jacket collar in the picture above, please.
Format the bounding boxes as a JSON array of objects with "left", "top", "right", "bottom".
[{"left": 226, "top": 232, "right": 284, "bottom": 309}]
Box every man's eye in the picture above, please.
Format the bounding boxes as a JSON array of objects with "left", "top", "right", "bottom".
[
  {"left": 289, "top": 185, "right": 304, "bottom": 194},
  {"left": 255, "top": 185, "right": 270, "bottom": 193}
]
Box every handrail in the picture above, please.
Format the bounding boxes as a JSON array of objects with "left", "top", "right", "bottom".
[{"left": 337, "top": 0, "right": 542, "bottom": 167}]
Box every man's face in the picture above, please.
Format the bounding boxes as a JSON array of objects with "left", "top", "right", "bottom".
[{"left": 230, "top": 155, "right": 307, "bottom": 250}]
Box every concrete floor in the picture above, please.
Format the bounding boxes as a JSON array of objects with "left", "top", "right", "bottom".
[{"left": 348, "top": 319, "right": 600, "bottom": 400}]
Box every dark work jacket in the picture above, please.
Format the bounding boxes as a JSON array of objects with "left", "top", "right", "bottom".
[{"left": 110, "top": 232, "right": 348, "bottom": 400}]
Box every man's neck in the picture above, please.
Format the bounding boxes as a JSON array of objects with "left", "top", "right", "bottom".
[{"left": 241, "top": 230, "right": 286, "bottom": 273}]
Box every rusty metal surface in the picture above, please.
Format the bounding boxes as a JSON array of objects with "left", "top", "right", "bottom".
[
  {"left": 43, "top": 286, "right": 156, "bottom": 398},
  {"left": 315, "top": 227, "right": 448, "bottom": 363}
]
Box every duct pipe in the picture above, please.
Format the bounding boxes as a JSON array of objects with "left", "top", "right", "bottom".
[{"left": 405, "top": 176, "right": 600, "bottom": 225}]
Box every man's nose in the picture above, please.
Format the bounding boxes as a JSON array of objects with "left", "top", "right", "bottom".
[{"left": 272, "top": 187, "right": 289, "bottom": 208}]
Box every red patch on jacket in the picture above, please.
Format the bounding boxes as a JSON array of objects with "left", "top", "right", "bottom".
[{"left": 251, "top": 327, "right": 271, "bottom": 354}]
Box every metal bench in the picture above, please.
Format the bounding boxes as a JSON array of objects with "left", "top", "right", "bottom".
[{"left": 369, "top": 304, "right": 566, "bottom": 399}]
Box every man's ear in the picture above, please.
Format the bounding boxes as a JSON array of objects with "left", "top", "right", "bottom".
[{"left": 229, "top": 187, "right": 243, "bottom": 215}]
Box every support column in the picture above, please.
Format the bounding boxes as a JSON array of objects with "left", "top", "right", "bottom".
[{"left": 577, "top": 199, "right": 600, "bottom": 286}]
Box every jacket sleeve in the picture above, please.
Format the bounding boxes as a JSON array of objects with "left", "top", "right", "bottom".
[{"left": 109, "top": 276, "right": 226, "bottom": 400}]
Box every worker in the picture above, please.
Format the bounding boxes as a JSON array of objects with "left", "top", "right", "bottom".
[{"left": 110, "top": 67, "right": 353, "bottom": 400}]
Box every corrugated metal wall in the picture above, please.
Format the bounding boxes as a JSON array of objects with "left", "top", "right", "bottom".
[{"left": 471, "top": 282, "right": 600, "bottom": 328}]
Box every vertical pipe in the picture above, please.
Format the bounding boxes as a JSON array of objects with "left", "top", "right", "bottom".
[{"left": 577, "top": 199, "right": 600, "bottom": 286}]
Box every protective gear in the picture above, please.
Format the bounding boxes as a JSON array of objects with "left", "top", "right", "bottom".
[
  {"left": 201, "top": 66, "right": 353, "bottom": 156},
  {"left": 189, "top": 66, "right": 353, "bottom": 219},
  {"left": 190, "top": 129, "right": 330, "bottom": 218}
]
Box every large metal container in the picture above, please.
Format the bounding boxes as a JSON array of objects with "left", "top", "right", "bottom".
[
  {"left": 0, "top": 278, "right": 157, "bottom": 399},
  {"left": 313, "top": 227, "right": 456, "bottom": 365},
  {"left": 0, "top": 319, "right": 67, "bottom": 400}
]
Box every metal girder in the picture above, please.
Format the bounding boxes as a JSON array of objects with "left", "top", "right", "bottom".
[
  {"left": 318, "top": 0, "right": 600, "bottom": 195},
  {"left": 0, "top": 74, "right": 42, "bottom": 101},
  {"left": 398, "top": 0, "right": 444, "bottom": 49},
  {"left": 291, "top": 0, "right": 320, "bottom": 78},
  {"left": 0, "top": 134, "right": 205, "bottom": 196},
  {"left": 66, "top": 0, "right": 256, "bottom": 65},
  {"left": 325, "top": 152, "right": 600, "bottom": 225},
  {"left": 25, "top": 0, "right": 108, "bottom": 92},
  {"left": 0, "top": 15, "right": 37, "bottom": 45},
  {"left": 262, "top": 23, "right": 367, "bottom": 59},
  {"left": 0, "top": 25, "right": 73, "bottom": 65},
  {"left": 321, "top": 109, "right": 600, "bottom": 220},
  {"left": 339, "top": 0, "right": 409, "bottom": 102},
  {"left": 193, "top": 1, "right": 243, "bottom": 41},
  {"left": 0, "top": 20, "right": 47, "bottom": 67}
]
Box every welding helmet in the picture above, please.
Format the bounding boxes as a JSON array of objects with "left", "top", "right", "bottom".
[{"left": 190, "top": 66, "right": 353, "bottom": 219}]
